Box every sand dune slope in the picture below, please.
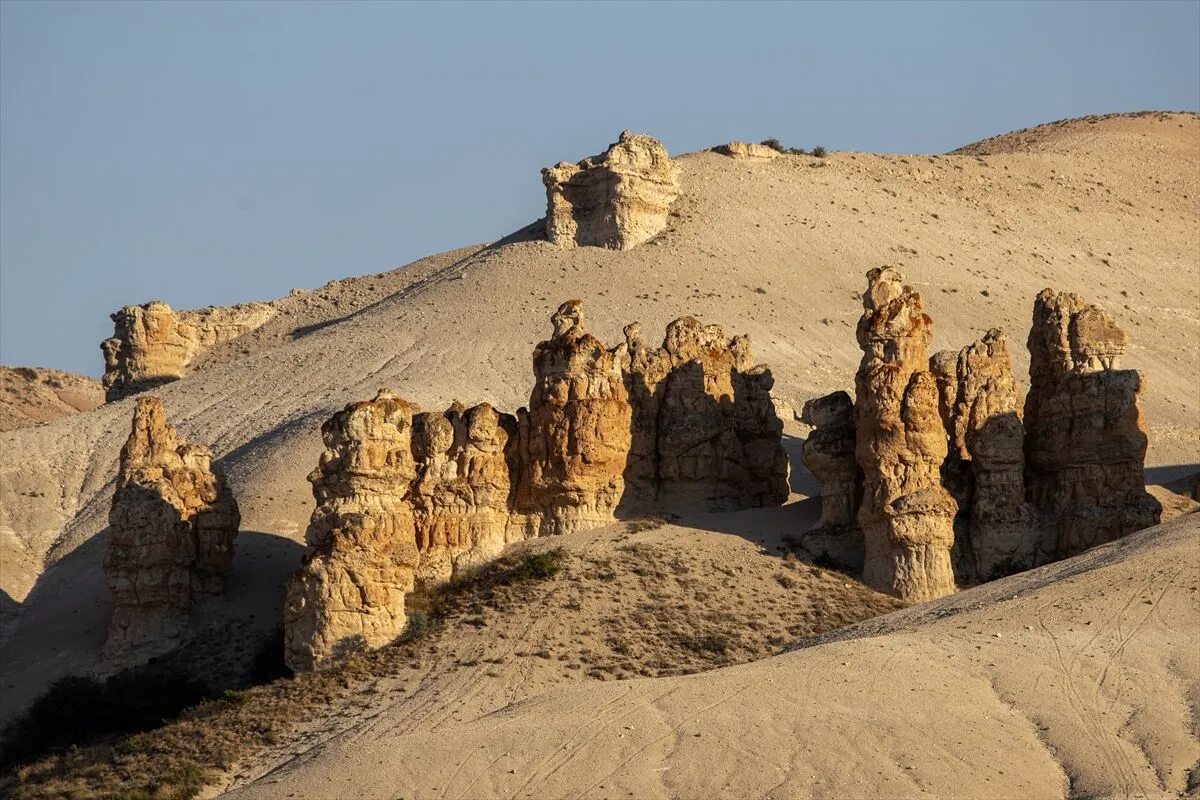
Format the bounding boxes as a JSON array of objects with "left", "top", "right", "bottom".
[{"left": 222, "top": 514, "right": 1199, "bottom": 800}]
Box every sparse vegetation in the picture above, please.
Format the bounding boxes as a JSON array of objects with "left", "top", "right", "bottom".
[
  {"left": 810, "top": 145, "right": 827, "bottom": 158},
  {"left": 761, "top": 138, "right": 816, "bottom": 156}
]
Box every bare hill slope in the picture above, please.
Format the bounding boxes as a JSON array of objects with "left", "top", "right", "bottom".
[
  {"left": 218, "top": 513, "right": 1200, "bottom": 800},
  {"left": 0, "top": 112, "right": 1197, "bottom": 722}
]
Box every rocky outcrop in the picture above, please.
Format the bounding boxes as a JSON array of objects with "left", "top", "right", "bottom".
[
  {"left": 712, "top": 141, "right": 780, "bottom": 160},
  {"left": 410, "top": 402, "right": 525, "bottom": 581},
  {"left": 854, "top": 268, "right": 958, "bottom": 602},
  {"left": 518, "top": 300, "right": 633, "bottom": 535},
  {"left": 284, "top": 391, "right": 423, "bottom": 672},
  {"left": 285, "top": 301, "right": 789, "bottom": 670},
  {"left": 103, "top": 396, "right": 239, "bottom": 668},
  {"left": 623, "top": 316, "right": 790, "bottom": 512},
  {"left": 101, "top": 300, "right": 276, "bottom": 401},
  {"left": 1025, "top": 289, "right": 1160, "bottom": 558},
  {"left": 0, "top": 366, "right": 104, "bottom": 432},
  {"left": 800, "top": 391, "right": 859, "bottom": 530},
  {"left": 542, "top": 131, "right": 680, "bottom": 250},
  {"left": 931, "top": 331, "right": 1035, "bottom": 581}
]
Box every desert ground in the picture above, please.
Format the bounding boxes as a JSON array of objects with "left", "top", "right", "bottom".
[{"left": 0, "top": 112, "right": 1197, "bottom": 798}]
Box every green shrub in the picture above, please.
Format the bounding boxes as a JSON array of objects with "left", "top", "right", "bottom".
[
  {"left": 509, "top": 548, "right": 566, "bottom": 582},
  {"left": 810, "top": 145, "right": 828, "bottom": 158},
  {"left": 760, "top": 137, "right": 784, "bottom": 152}
]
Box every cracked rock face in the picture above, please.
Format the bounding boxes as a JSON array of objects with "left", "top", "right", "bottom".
[
  {"left": 101, "top": 300, "right": 275, "bottom": 401},
  {"left": 931, "top": 330, "right": 1035, "bottom": 582},
  {"left": 284, "top": 301, "right": 789, "bottom": 670},
  {"left": 542, "top": 131, "right": 680, "bottom": 250},
  {"left": 854, "top": 267, "right": 958, "bottom": 602},
  {"left": 518, "top": 300, "right": 634, "bottom": 536},
  {"left": 800, "top": 391, "right": 860, "bottom": 531},
  {"left": 623, "top": 316, "right": 789, "bottom": 513},
  {"left": 1025, "top": 289, "right": 1160, "bottom": 558},
  {"left": 284, "top": 391, "right": 423, "bottom": 673},
  {"left": 103, "top": 396, "right": 239, "bottom": 669}
]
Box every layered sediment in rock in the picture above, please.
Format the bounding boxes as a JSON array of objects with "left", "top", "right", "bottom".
[
  {"left": 623, "top": 316, "right": 790, "bottom": 512},
  {"left": 712, "top": 141, "right": 780, "bottom": 160},
  {"left": 800, "top": 391, "right": 859, "bottom": 530},
  {"left": 101, "top": 300, "right": 276, "bottom": 401},
  {"left": 854, "top": 268, "right": 958, "bottom": 602},
  {"left": 1025, "top": 289, "right": 1160, "bottom": 558},
  {"left": 284, "top": 391, "right": 423, "bottom": 672},
  {"left": 285, "top": 301, "right": 788, "bottom": 670},
  {"left": 518, "top": 300, "right": 634, "bottom": 535},
  {"left": 103, "top": 396, "right": 239, "bottom": 668},
  {"left": 542, "top": 131, "right": 680, "bottom": 250},
  {"left": 931, "top": 331, "right": 1035, "bottom": 581}
]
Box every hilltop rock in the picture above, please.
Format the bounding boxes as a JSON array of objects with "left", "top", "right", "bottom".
[
  {"left": 542, "top": 131, "right": 680, "bottom": 250},
  {"left": 854, "top": 267, "right": 957, "bottom": 602},
  {"left": 103, "top": 396, "right": 239, "bottom": 669},
  {"left": 931, "top": 330, "right": 1035, "bottom": 581},
  {"left": 712, "top": 141, "right": 781, "bottom": 160},
  {"left": 518, "top": 300, "right": 633, "bottom": 535},
  {"left": 1025, "top": 289, "right": 1160, "bottom": 558},
  {"left": 101, "top": 300, "right": 276, "bottom": 401},
  {"left": 0, "top": 366, "right": 103, "bottom": 432}
]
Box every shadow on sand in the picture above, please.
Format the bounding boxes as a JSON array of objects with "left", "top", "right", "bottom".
[{"left": 0, "top": 529, "right": 304, "bottom": 726}]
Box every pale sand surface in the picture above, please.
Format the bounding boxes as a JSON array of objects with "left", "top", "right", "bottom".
[
  {"left": 0, "top": 113, "right": 1197, "bottom": 794},
  {"left": 217, "top": 515, "right": 1199, "bottom": 800}
]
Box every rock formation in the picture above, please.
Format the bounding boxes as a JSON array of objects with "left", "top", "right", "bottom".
[
  {"left": 1025, "top": 289, "right": 1160, "bottom": 558},
  {"left": 712, "top": 141, "right": 781, "bottom": 160},
  {"left": 542, "top": 131, "right": 680, "bottom": 250},
  {"left": 519, "top": 300, "right": 634, "bottom": 535},
  {"left": 931, "top": 331, "right": 1035, "bottom": 581},
  {"left": 284, "top": 391, "right": 423, "bottom": 672},
  {"left": 854, "top": 267, "right": 958, "bottom": 602},
  {"left": 410, "top": 402, "right": 525, "bottom": 581},
  {"left": 285, "top": 301, "right": 789, "bottom": 670},
  {"left": 800, "top": 391, "right": 859, "bottom": 530},
  {"left": 623, "top": 316, "right": 790, "bottom": 511},
  {"left": 103, "top": 396, "right": 239, "bottom": 668},
  {"left": 101, "top": 300, "right": 276, "bottom": 401}
]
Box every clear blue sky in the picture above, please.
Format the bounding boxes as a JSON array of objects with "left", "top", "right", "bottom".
[{"left": 2, "top": 0, "right": 1197, "bottom": 376}]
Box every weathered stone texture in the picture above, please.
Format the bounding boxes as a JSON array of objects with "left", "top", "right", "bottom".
[
  {"left": 284, "top": 391, "right": 422, "bottom": 673},
  {"left": 101, "top": 300, "right": 276, "bottom": 401},
  {"left": 800, "top": 391, "right": 859, "bottom": 531},
  {"left": 931, "top": 330, "right": 1035, "bottom": 581},
  {"left": 284, "top": 301, "right": 789, "bottom": 670},
  {"left": 519, "top": 300, "right": 633, "bottom": 535},
  {"left": 1025, "top": 289, "right": 1160, "bottom": 558},
  {"left": 712, "top": 141, "right": 781, "bottom": 160},
  {"left": 854, "top": 267, "right": 958, "bottom": 602},
  {"left": 542, "top": 131, "right": 680, "bottom": 250},
  {"left": 103, "top": 396, "right": 239, "bottom": 668},
  {"left": 623, "top": 316, "right": 789, "bottom": 512}
]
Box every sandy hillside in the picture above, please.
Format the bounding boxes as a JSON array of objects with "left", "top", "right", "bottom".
[
  {"left": 216, "top": 513, "right": 1199, "bottom": 800},
  {"left": 0, "top": 112, "right": 1197, "bottom": 720},
  {"left": 0, "top": 367, "right": 103, "bottom": 433}
]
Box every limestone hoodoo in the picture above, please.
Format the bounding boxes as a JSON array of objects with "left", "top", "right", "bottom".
[
  {"left": 103, "top": 396, "right": 240, "bottom": 668},
  {"left": 1024, "top": 289, "right": 1160, "bottom": 558},
  {"left": 854, "top": 267, "right": 958, "bottom": 602}
]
